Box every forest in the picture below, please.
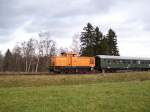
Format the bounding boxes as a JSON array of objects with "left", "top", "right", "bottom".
[{"left": 0, "top": 23, "right": 119, "bottom": 72}]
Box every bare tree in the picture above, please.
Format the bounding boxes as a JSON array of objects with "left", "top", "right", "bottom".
[
  {"left": 38, "top": 31, "right": 57, "bottom": 70},
  {"left": 35, "top": 40, "right": 45, "bottom": 72},
  {"left": 12, "top": 45, "right": 22, "bottom": 71},
  {"left": 21, "top": 41, "right": 28, "bottom": 72},
  {"left": 70, "top": 33, "right": 80, "bottom": 53},
  {"left": 21, "top": 38, "right": 36, "bottom": 72},
  {"left": 27, "top": 38, "right": 36, "bottom": 72},
  {"left": 59, "top": 47, "right": 68, "bottom": 54}
]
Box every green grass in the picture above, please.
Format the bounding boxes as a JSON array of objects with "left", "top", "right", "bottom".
[{"left": 0, "top": 72, "right": 150, "bottom": 112}]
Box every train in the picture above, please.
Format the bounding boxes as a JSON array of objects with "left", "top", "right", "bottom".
[{"left": 49, "top": 52, "right": 150, "bottom": 73}]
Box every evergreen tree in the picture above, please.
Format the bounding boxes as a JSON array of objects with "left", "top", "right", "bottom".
[
  {"left": 3, "top": 49, "right": 13, "bottom": 71},
  {"left": 100, "top": 36, "right": 109, "bottom": 55},
  {"left": 93, "top": 26, "right": 103, "bottom": 55},
  {"left": 80, "top": 23, "right": 95, "bottom": 56},
  {"left": 107, "top": 29, "right": 119, "bottom": 56},
  {"left": 0, "top": 52, "right": 3, "bottom": 71}
]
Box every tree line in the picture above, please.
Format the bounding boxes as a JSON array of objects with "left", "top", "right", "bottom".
[
  {"left": 0, "top": 33, "right": 57, "bottom": 72},
  {"left": 0, "top": 22, "right": 119, "bottom": 72}
]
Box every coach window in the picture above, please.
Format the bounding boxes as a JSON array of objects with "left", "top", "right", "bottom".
[
  {"left": 127, "top": 60, "right": 130, "bottom": 64},
  {"left": 146, "top": 61, "right": 149, "bottom": 65},
  {"left": 116, "top": 60, "right": 119, "bottom": 64},
  {"left": 113, "top": 60, "right": 116, "bottom": 64},
  {"left": 133, "top": 60, "right": 136, "bottom": 64},
  {"left": 108, "top": 60, "right": 111, "bottom": 64},
  {"left": 124, "top": 60, "right": 127, "bottom": 64},
  {"left": 103, "top": 59, "right": 106, "bottom": 63},
  {"left": 142, "top": 61, "right": 146, "bottom": 64},
  {"left": 137, "top": 60, "right": 141, "bottom": 64},
  {"left": 142, "top": 61, "right": 144, "bottom": 64},
  {"left": 117, "top": 60, "right": 120, "bottom": 64},
  {"left": 120, "top": 60, "right": 122, "bottom": 64},
  {"left": 122, "top": 60, "right": 125, "bottom": 64}
]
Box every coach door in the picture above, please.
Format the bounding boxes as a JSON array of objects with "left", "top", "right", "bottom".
[{"left": 65, "top": 52, "right": 77, "bottom": 67}]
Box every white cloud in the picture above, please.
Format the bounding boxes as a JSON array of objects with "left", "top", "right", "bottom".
[{"left": 0, "top": 0, "right": 150, "bottom": 57}]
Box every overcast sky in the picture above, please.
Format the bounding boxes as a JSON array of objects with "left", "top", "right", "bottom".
[{"left": 0, "top": 0, "right": 150, "bottom": 57}]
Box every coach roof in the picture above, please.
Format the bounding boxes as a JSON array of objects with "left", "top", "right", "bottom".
[{"left": 96, "top": 55, "right": 150, "bottom": 61}]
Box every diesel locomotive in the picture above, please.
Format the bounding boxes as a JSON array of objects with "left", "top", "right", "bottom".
[
  {"left": 49, "top": 52, "right": 150, "bottom": 73},
  {"left": 49, "top": 52, "right": 95, "bottom": 73}
]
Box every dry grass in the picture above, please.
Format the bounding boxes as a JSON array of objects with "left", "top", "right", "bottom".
[{"left": 0, "top": 72, "right": 150, "bottom": 87}]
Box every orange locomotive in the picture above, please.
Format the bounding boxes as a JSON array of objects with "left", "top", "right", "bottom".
[{"left": 49, "top": 52, "right": 95, "bottom": 73}]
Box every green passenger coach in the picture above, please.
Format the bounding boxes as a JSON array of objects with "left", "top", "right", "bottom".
[{"left": 95, "top": 55, "right": 150, "bottom": 72}]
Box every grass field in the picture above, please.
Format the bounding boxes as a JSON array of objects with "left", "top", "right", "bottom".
[{"left": 0, "top": 72, "right": 150, "bottom": 112}]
